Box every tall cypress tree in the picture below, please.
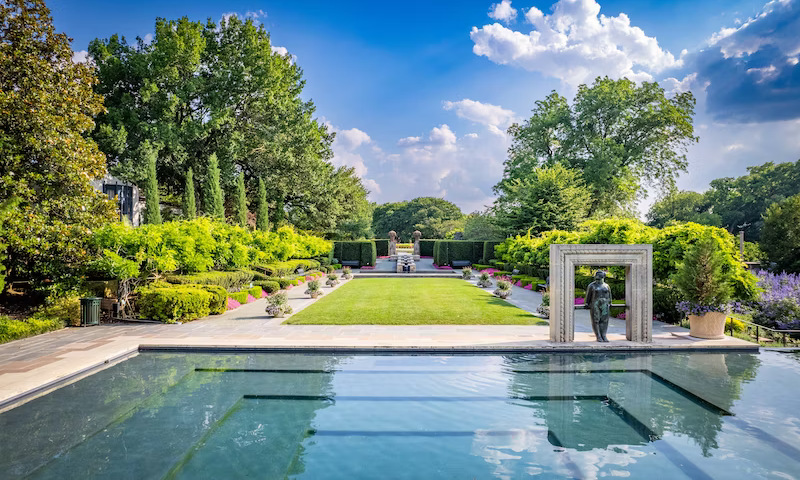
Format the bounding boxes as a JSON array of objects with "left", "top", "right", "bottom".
[
  {"left": 183, "top": 167, "right": 196, "bottom": 220},
  {"left": 142, "top": 142, "right": 162, "bottom": 225},
  {"left": 234, "top": 173, "right": 247, "bottom": 227},
  {"left": 256, "top": 178, "right": 269, "bottom": 231},
  {"left": 203, "top": 153, "right": 224, "bottom": 219}
]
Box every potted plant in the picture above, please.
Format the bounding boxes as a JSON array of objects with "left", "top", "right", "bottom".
[
  {"left": 305, "top": 280, "right": 323, "bottom": 299},
  {"left": 674, "top": 231, "right": 735, "bottom": 339},
  {"left": 477, "top": 272, "right": 493, "bottom": 288},
  {"left": 461, "top": 267, "right": 474, "bottom": 280},
  {"left": 537, "top": 291, "right": 550, "bottom": 317},
  {"left": 494, "top": 276, "right": 512, "bottom": 299},
  {"left": 341, "top": 266, "right": 352, "bottom": 279},
  {"left": 326, "top": 273, "right": 339, "bottom": 287},
  {"left": 265, "top": 292, "right": 293, "bottom": 318}
]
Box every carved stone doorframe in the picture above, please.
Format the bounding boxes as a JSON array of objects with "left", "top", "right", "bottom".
[{"left": 549, "top": 244, "right": 653, "bottom": 343}]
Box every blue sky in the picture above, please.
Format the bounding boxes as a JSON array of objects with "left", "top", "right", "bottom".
[{"left": 56, "top": 0, "right": 800, "bottom": 214}]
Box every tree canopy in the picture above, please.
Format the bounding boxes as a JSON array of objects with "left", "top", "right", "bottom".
[
  {"left": 646, "top": 191, "right": 720, "bottom": 228},
  {"left": 372, "top": 197, "right": 464, "bottom": 240},
  {"left": 0, "top": 0, "right": 117, "bottom": 286},
  {"left": 499, "top": 77, "right": 697, "bottom": 217},
  {"left": 761, "top": 193, "right": 800, "bottom": 273},
  {"left": 89, "top": 14, "right": 369, "bottom": 234}
]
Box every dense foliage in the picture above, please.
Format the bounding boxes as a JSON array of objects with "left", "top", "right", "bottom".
[
  {"left": 89, "top": 15, "right": 369, "bottom": 234},
  {"left": 495, "top": 219, "right": 757, "bottom": 300},
  {"left": 646, "top": 191, "right": 720, "bottom": 228},
  {"left": 91, "top": 218, "right": 331, "bottom": 276},
  {"left": 761, "top": 193, "right": 800, "bottom": 273},
  {"left": 500, "top": 77, "right": 696, "bottom": 217},
  {"left": 0, "top": 0, "right": 117, "bottom": 287},
  {"left": 493, "top": 164, "right": 590, "bottom": 236},
  {"left": 752, "top": 272, "right": 800, "bottom": 330},
  {"left": 372, "top": 197, "right": 464, "bottom": 240},
  {"left": 463, "top": 211, "right": 504, "bottom": 240}
]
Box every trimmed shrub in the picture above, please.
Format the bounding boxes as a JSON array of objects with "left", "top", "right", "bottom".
[
  {"left": 433, "top": 240, "right": 484, "bottom": 266},
  {"left": 256, "top": 259, "right": 320, "bottom": 277},
  {"left": 165, "top": 270, "right": 254, "bottom": 292},
  {"left": 229, "top": 291, "right": 249, "bottom": 304},
  {"left": 472, "top": 264, "right": 493, "bottom": 271},
  {"left": 138, "top": 284, "right": 218, "bottom": 323},
  {"left": 374, "top": 239, "right": 389, "bottom": 256},
  {"left": 418, "top": 239, "right": 435, "bottom": 257},
  {"left": 331, "top": 263, "right": 342, "bottom": 270},
  {"left": 333, "top": 241, "right": 376, "bottom": 267},
  {"left": 253, "top": 280, "right": 280, "bottom": 294},
  {"left": 482, "top": 241, "right": 502, "bottom": 263},
  {"left": 276, "top": 278, "right": 292, "bottom": 289},
  {"left": 248, "top": 286, "right": 263, "bottom": 299},
  {"left": 0, "top": 316, "right": 64, "bottom": 344}
]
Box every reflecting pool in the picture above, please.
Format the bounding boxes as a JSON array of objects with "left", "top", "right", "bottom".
[{"left": 1, "top": 351, "right": 799, "bottom": 479}]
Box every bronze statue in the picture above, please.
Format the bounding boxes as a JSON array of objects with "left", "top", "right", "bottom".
[{"left": 584, "top": 270, "right": 611, "bottom": 342}]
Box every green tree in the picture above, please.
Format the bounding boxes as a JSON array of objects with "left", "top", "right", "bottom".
[
  {"left": 494, "top": 165, "right": 591, "bottom": 236},
  {"left": 203, "top": 154, "right": 224, "bottom": 219},
  {"left": 0, "top": 0, "right": 117, "bottom": 287},
  {"left": 463, "top": 211, "right": 504, "bottom": 240},
  {"left": 372, "top": 197, "right": 464, "bottom": 240},
  {"left": 234, "top": 173, "right": 247, "bottom": 227},
  {"left": 673, "top": 230, "right": 734, "bottom": 307},
  {"left": 183, "top": 167, "right": 196, "bottom": 219},
  {"left": 89, "top": 14, "right": 366, "bottom": 234},
  {"left": 646, "top": 191, "right": 721, "bottom": 228},
  {"left": 0, "top": 198, "right": 19, "bottom": 292},
  {"left": 255, "top": 178, "right": 269, "bottom": 231},
  {"left": 761, "top": 194, "right": 800, "bottom": 273},
  {"left": 142, "top": 142, "right": 162, "bottom": 225},
  {"left": 705, "top": 160, "right": 800, "bottom": 240},
  {"left": 500, "top": 77, "right": 697, "bottom": 216}
]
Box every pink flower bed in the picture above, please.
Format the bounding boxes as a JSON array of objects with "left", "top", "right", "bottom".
[
  {"left": 480, "top": 268, "right": 499, "bottom": 275},
  {"left": 574, "top": 297, "right": 585, "bottom": 305},
  {"left": 515, "top": 281, "right": 523, "bottom": 287},
  {"left": 617, "top": 311, "right": 627, "bottom": 320},
  {"left": 524, "top": 284, "right": 533, "bottom": 290},
  {"left": 305, "top": 275, "right": 314, "bottom": 282},
  {"left": 246, "top": 294, "right": 256, "bottom": 303},
  {"left": 227, "top": 298, "right": 241, "bottom": 310},
  {"left": 433, "top": 264, "right": 453, "bottom": 270},
  {"left": 378, "top": 256, "right": 390, "bottom": 259},
  {"left": 360, "top": 265, "right": 375, "bottom": 270},
  {"left": 421, "top": 256, "right": 433, "bottom": 259}
]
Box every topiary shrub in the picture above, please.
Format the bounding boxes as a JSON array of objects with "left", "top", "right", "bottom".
[
  {"left": 418, "top": 239, "right": 435, "bottom": 257},
  {"left": 333, "top": 241, "right": 376, "bottom": 266},
  {"left": 248, "top": 286, "right": 263, "bottom": 299},
  {"left": 254, "top": 280, "right": 280, "bottom": 294},
  {"left": 374, "top": 239, "right": 389, "bottom": 256},
  {"left": 137, "top": 284, "right": 215, "bottom": 323},
  {"left": 199, "top": 284, "right": 228, "bottom": 314},
  {"left": 229, "top": 291, "right": 249, "bottom": 305},
  {"left": 482, "top": 241, "right": 502, "bottom": 263},
  {"left": 165, "top": 270, "right": 254, "bottom": 292}
]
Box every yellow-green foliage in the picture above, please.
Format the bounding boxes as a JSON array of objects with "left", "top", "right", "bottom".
[
  {"left": 137, "top": 283, "right": 226, "bottom": 323},
  {"left": 497, "top": 219, "right": 757, "bottom": 300},
  {"left": 92, "top": 218, "right": 331, "bottom": 276},
  {"left": 0, "top": 316, "right": 64, "bottom": 344}
]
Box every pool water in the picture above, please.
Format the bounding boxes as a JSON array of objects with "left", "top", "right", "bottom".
[{"left": 1, "top": 351, "right": 799, "bottom": 479}]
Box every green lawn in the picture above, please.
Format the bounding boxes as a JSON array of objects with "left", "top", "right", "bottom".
[{"left": 285, "top": 278, "right": 547, "bottom": 325}]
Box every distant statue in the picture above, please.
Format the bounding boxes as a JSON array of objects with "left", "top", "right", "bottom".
[
  {"left": 388, "top": 230, "right": 398, "bottom": 256},
  {"left": 584, "top": 270, "right": 611, "bottom": 342},
  {"left": 412, "top": 230, "right": 422, "bottom": 255}
]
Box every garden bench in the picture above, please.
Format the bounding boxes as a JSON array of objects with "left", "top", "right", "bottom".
[
  {"left": 452, "top": 260, "right": 471, "bottom": 268},
  {"left": 341, "top": 260, "right": 361, "bottom": 268}
]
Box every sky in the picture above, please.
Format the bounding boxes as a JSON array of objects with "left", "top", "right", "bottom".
[{"left": 55, "top": 0, "right": 800, "bottom": 215}]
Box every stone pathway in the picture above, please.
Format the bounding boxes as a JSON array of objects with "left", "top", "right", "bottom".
[{"left": 0, "top": 275, "right": 756, "bottom": 409}]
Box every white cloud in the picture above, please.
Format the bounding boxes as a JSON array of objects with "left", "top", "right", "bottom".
[
  {"left": 71, "top": 50, "right": 89, "bottom": 63},
  {"left": 488, "top": 0, "right": 518, "bottom": 24},
  {"left": 708, "top": 0, "right": 800, "bottom": 59},
  {"left": 470, "top": 0, "right": 681, "bottom": 86},
  {"left": 271, "top": 45, "right": 289, "bottom": 56},
  {"left": 327, "top": 124, "right": 381, "bottom": 198},
  {"left": 143, "top": 33, "right": 153, "bottom": 44},
  {"left": 443, "top": 99, "right": 516, "bottom": 136},
  {"left": 246, "top": 9, "right": 267, "bottom": 19}
]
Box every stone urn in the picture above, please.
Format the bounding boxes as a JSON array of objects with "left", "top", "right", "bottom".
[{"left": 689, "top": 311, "right": 727, "bottom": 339}]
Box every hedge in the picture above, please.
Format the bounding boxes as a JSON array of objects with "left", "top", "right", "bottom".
[
  {"left": 255, "top": 259, "right": 320, "bottom": 277},
  {"left": 418, "top": 240, "right": 435, "bottom": 257},
  {"left": 0, "top": 316, "right": 64, "bottom": 344},
  {"left": 253, "top": 280, "right": 281, "bottom": 294},
  {"left": 482, "top": 241, "right": 502, "bottom": 263},
  {"left": 248, "top": 286, "right": 263, "bottom": 299},
  {"left": 138, "top": 283, "right": 227, "bottom": 323},
  {"left": 374, "top": 239, "right": 389, "bottom": 256},
  {"left": 433, "top": 240, "right": 484, "bottom": 266},
  {"left": 333, "top": 241, "right": 376, "bottom": 267},
  {"left": 164, "top": 270, "right": 254, "bottom": 292}
]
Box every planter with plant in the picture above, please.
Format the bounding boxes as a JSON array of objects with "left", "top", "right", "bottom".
[
  {"left": 461, "top": 267, "right": 473, "bottom": 280},
  {"left": 305, "top": 280, "right": 323, "bottom": 299},
  {"left": 341, "top": 266, "right": 352, "bottom": 279},
  {"left": 673, "top": 231, "right": 735, "bottom": 339},
  {"left": 326, "top": 273, "right": 339, "bottom": 287},
  {"left": 494, "top": 276, "right": 512, "bottom": 299},
  {"left": 265, "top": 292, "right": 293, "bottom": 318},
  {"left": 537, "top": 291, "right": 550, "bottom": 317},
  {"left": 477, "top": 272, "right": 493, "bottom": 288}
]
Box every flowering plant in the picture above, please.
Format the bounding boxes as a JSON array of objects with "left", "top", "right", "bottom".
[
  {"left": 326, "top": 273, "right": 339, "bottom": 287},
  {"left": 477, "top": 272, "right": 492, "bottom": 288},
  {"left": 751, "top": 272, "right": 800, "bottom": 330},
  {"left": 461, "top": 267, "right": 473, "bottom": 280}
]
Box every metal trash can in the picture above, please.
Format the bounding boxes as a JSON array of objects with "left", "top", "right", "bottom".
[{"left": 79, "top": 297, "right": 102, "bottom": 326}]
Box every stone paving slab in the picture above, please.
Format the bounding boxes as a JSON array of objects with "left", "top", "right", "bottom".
[{"left": 0, "top": 275, "right": 757, "bottom": 409}]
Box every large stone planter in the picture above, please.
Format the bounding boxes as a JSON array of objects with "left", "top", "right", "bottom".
[{"left": 689, "top": 311, "right": 727, "bottom": 339}]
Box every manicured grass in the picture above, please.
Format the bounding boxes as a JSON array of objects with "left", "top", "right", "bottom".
[{"left": 285, "top": 278, "right": 547, "bottom": 325}]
